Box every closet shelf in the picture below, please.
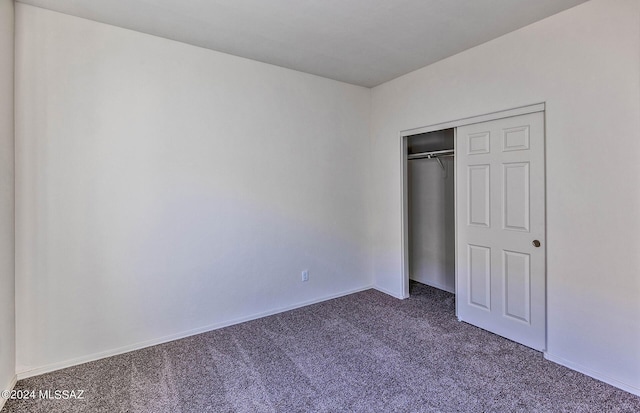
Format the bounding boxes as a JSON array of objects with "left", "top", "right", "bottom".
[{"left": 407, "top": 149, "right": 454, "bottom": 160}]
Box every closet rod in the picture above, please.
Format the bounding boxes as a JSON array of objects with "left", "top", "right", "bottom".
[{"left": 407, "top": 149, "right": 455, "bottom": 160}]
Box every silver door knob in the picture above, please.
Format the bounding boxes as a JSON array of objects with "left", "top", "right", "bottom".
[{"left": 532, "top": 240, "right": 541, "bottom": 248}]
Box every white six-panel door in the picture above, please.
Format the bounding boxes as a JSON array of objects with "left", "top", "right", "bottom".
[{"left": 456, "top": 111, "right": 546, "bottom": 350}]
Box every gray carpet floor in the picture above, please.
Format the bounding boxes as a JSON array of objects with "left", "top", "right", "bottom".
[{"left": 4, "top": 282, "right": 640, "bottom": 412}]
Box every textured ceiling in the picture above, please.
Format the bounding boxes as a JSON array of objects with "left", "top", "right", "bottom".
[{"left": 17, "top": 0, "right": 588, "bottom": 87}]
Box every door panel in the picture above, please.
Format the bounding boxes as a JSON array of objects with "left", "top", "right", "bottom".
[
  {"left": 503, "top": 162, "right": 530, "bottom": 231},
  {"left": 503, "top": 250, "right": 531, "bottom": 323},
  {"left": 468, "top": 131, "right": 491, "bottom": 154},
  {"left": 503, "top": 126, "right": 530, "bottom": 151},
  {"left": 456, "top": 111, "right": 545, "bottom": 351},
  {"left": 468, "top": 165, "right": 491, "bottom": 227},
  {"left": 468, "top": 244, "right": 491, "bottom": 310}
]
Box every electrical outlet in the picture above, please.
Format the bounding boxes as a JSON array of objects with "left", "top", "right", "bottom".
[{"left": 301, "top": 270, "right": 309, "bottom": 282}]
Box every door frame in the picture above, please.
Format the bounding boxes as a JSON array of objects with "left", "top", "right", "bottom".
[{"left": 400, "top": 103, "right": 546, "bottom": 306}]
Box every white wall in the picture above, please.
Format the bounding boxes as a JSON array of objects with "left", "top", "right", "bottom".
[
  {"left": 0, "top": 0, "right": 15, "bottom": 403},
  {"left": 15, "top": 4, "right": 372, "bottom": 374},
  {"left": 371, "top": 0, "right": 640, "bottom": 394}
]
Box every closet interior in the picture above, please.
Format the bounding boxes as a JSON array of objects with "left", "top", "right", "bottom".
[{"left": 407, "top": 128, "right": 455, "bottom": 294}]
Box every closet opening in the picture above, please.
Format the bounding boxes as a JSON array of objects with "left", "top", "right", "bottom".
[{"left": 404, "top": 128, "right": 456, "bottom": 299}]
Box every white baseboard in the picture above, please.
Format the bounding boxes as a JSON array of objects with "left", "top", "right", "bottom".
[
  {"left": 374, "top": 285, "right": 407, "bottom": 299},
  {"left": 410, "top": 278, "right": 455, "bottom": 294},
  {"left": 0, "top": 374, "right": 17, "bottom": 412},
  {"left": 17, "top": 284, "right": 374, "bottom": 380},
  {"left": 544, "top": 352, "right": 640, "bottom": 397}
]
